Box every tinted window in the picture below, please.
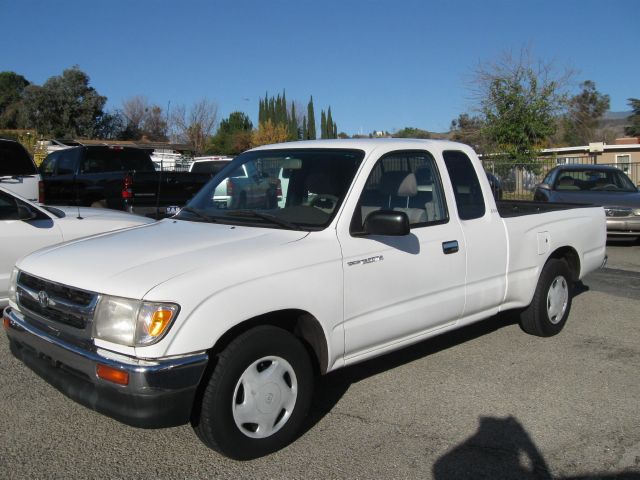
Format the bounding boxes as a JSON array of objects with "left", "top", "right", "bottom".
[
  {"left": 443, "top": 150, "right": 486, "bottom": 220},
  {"left": 40, "top": 152, "right": 57, "bottom": 175},
  {"left": 190, "top": 161, "right": 230, "bottom": 174},
  {"left": 0, "top": 189, "right": 19, "bottom": 219},
  {"left": 0, "top": 140, "right": 37, "bottom": 176},
  {"left": 57, "top": 152, "right": 77, "bottom": 175},
  {"left": 352, "top": 150, "right": 447, "bottom": 232},
  {"left": 83, "top": 147, "right": 154, "bottom": 172}
]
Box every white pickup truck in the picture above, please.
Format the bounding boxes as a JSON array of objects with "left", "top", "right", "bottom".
[{"left": 3, "top": 139, "right": 606, "bottom": 459}]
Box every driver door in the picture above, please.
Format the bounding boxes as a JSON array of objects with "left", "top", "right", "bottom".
[{"left": 339, "top": 150, "right": 466, "bottom": 360}]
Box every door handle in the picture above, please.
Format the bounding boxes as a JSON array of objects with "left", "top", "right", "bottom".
[{"left": 442, "top": 240, "right": 459, "bottom": 254}]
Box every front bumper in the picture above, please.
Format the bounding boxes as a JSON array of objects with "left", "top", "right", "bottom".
[
  {"left": 3, "top": 306, "right": 208, "bottom": 428},
  {"left": 606, "top": 217, "right": 640, "bottom": 236}
]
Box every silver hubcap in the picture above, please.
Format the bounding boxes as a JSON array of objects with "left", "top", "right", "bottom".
[
  {"left": 232, "top": 356, "right": 298, "bottom": 438},
  {"left": 547, "top": 275, "right": 569, "bottom": 324}
]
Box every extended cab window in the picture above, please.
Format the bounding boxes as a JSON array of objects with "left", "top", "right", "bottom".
[
  {"left": 351, "top": 150, "right": 447, "bottom": 233},
  {"left": 443, "top": 150, "right": 485, "bottom": 220}
]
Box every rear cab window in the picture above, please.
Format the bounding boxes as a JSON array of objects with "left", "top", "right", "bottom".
[
  {"left": 443, "top": 150, "right": 486, "bottom": 220},
  {"left": 82, "top": 147, "right": 155, "bottom": 173}
]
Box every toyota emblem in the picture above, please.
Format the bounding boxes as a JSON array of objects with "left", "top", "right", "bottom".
[{"left": 38, "top": 290, "right": 50, "bottom": 308}]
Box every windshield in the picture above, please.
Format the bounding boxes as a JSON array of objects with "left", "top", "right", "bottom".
[
  {"left": 554, "top": 169, "right": 637, "bottom": 192},
  {"left": 176, "top": 148, "right": 364, "bottom": 230}
]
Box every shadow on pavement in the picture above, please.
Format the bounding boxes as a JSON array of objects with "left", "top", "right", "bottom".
[
  {"left": 303, "top": 311, "right": 518, "bottom": 434},
  {"left": 432, "top": 416, "right": 639, "bottom": 480}
]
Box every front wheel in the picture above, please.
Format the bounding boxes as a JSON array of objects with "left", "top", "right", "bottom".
[
  {"left": 519, "top": 258, "right": 573, "bottom": 337},
  {"left": 193, "top": 326, "right": 314, "bottom": 459}
]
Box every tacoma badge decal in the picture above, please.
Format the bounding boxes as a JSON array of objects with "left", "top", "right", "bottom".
[{"left": 347, "top": 255, "right": 384, "bottom": 267}]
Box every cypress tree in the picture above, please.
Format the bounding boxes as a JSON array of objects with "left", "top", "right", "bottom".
[
  {"left": 320, "top": 110, "right": 327, "bottom": 139},
  {"left": 307, "top": 96, "right": 316, "bottom": 140},
  {"left": 327, "top": 107, "right": 333, "bottom": 139},
  {"left": 302, "top": 116, "right": 308, "bottom": 140},
  {"left": 289, "top": 102, "right": 298, "bottom": 140}
]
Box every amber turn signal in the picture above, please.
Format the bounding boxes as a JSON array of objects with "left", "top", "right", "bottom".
[
  {"left": 147, "top": 309, "right": 174, "bottom": 337},
  {"left": 96, "top": 364, "right": 129, "bottom": 385}
]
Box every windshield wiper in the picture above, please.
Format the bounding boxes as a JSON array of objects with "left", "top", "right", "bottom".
[
  {"left": 225, "top": 210, "right": 302, "bottom": 230},
  {"left": 178, "top": 206, "right": 218, "bottom": 223}
]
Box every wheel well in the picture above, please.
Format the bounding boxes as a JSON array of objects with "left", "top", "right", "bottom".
[
  {"left": 549, "top": 246, "right": 580, "bottom": 282},
  {"left": 209, "top": 310, "right": 329, "bottom": 375}
]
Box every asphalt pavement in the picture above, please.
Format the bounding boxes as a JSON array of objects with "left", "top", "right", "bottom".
[{"left": 1, "top": 242, "right": 639, "bottom": 479}]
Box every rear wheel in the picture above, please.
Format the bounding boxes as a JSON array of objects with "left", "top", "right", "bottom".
[
  {"left": 193, "top": 326, "right": 313, "bottom": 459},
  {"left": 519, "top": 258, "right": 573, "bottom": 337}
]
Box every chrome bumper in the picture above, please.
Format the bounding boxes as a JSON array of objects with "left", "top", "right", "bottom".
[{"left": 3, "top": 306, "right": 208, "bottom": 428}]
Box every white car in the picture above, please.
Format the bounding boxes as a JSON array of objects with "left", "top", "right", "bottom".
[{"left": 0, "top": 186, "right": 155, "bottom": 306}]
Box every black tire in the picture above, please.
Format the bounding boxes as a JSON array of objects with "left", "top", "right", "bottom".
[
  {"left": 519, "top": 258, "right": 573, "bottom": 337},
  {"left": 193, "top": 326, "right": 314, "bottom": 459}
]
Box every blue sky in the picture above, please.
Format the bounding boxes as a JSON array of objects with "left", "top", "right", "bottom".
[{"left": 3, "top": 0, "right": 639, "bottom": 135}]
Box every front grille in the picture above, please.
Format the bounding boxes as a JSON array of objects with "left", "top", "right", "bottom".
[
  {"left": 16, "top": 272, "right": 98, "bottom": 331},
  {"left": 605, "top": 207, "right": 633, "bottom": 218}
]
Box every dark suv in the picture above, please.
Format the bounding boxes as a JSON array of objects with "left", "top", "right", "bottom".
[{"left": 40, "top": 145, "right": 210, "bottom": 218}]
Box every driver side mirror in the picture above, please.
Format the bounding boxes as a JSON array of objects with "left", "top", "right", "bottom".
[
  {"left": 363, "top": 210, "right": 410, "bottom": 236},
  {"left": 535, "top": 183, "right": 551, "bottom": 191}
]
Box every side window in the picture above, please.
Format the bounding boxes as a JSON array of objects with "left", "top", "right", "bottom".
[
  {"left": 40, "top": 153, "right": 57, "bottom": 175},
  {"left": 443, "top": 150, "right": 486, "bottom": 220},
  {"left": 56, "top": 150, "right": 80, "bottom": 175},
  {"left": 351, "top": 150, "right": 448, "bottom": 233},
  {"left": 0, "top": 190, "right": 19, "bottom": 220}
]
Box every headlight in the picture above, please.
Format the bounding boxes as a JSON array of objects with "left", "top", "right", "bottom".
[
  {"left": 8, "top": 268, "right": 19, "bottom": 305},
  {"left": 93, "top": 295, "right": 179, "bottom": 347},
  {"left": 634, "top": 209, "right": 640, "bottom": 216}
]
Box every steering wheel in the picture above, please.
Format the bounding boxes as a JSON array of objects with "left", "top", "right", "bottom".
[
  {"left": 310, "top": 194, "right": 339, "bottom": 213},
  {"left": 594, "top": 184, "right": 618, "bottom": 191}
]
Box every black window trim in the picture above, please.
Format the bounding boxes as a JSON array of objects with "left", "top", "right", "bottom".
[{"left": 443, "top": 149, "right": 487, "bottom": 221}]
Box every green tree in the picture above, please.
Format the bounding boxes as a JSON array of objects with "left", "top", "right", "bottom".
[
  {"left": 625, "top": 98, "right": 640, "bottom": 136},
  {"left": 449, "top": 114, "right": 484, "bottom": 150},
  {"left": 211, "top": 111, "right": 253, "bottom": 155},
  {"left": 0, "top": 71, "right": 29, "bottom": 128},
  {"left": 393, "top": 127, "right": 432, "bottom": 139},
  {"left": 326, "top": 107, "right": 336, "bottom": 139},
  {"left": 562, "top": 80, "right": 610, "bottom": 145},
  {"left": 473, "top": 50, "right": 570, "bottom": 164},
  {"left": 21, "top": 67, "right": 107, "bottom": 138},
  {"left": 320, "top": 110, "right": 327, "bottom": 139},
  {"left": 307, "top": 96, "right": 316, "bottom": 140}
]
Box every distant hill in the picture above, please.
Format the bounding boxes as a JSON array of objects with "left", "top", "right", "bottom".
[
  {"left": 598, "top": 110, "right": 632, "bottom": 141},
  {"left": 603, "top": 111, "right": 632, "bottom": 121}
]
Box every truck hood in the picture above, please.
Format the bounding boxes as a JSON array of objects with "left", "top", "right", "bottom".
[{"left": 17, "top": 219, "right": 308, "bottom": 298}]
